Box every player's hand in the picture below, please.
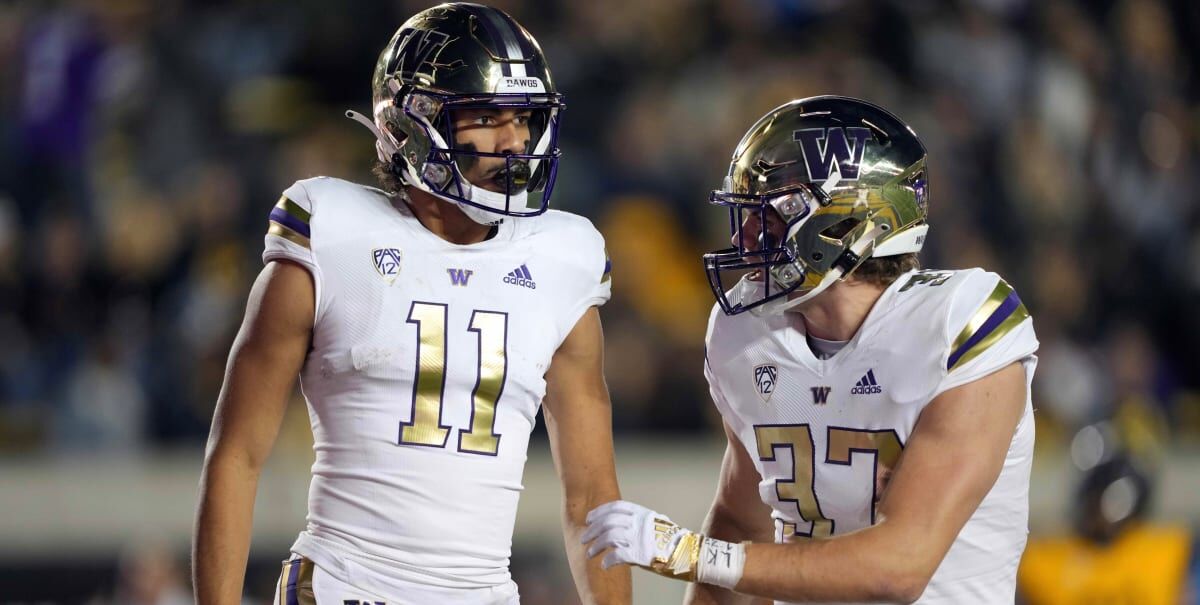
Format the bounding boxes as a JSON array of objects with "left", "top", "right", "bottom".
[
  {"left": 581, "top": 500, "right": 702, "bottom": 578},
  {"left": 583, "top": 500, "right": 749, "bottom": 588}
]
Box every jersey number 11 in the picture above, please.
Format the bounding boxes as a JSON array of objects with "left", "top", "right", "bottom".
[{"left": 398, "top": 301, "right": 507, "bottom": 456}]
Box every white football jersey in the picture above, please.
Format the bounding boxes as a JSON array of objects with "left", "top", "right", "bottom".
[
  {"left": 704, "top": 268, "right": 1038, "bottom": 605},
  {"left": 262, "top": 177, "right": 611, "bottom": 601}
]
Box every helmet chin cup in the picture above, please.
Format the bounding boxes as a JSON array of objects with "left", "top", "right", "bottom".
[
  {"left": 430, "top": 169, "right": 531, "bottom": 227},
  {"left": 461, "top": 180, "right": 530, "bottom": 223},
  {"left": 729, "top": 275, "right": 767, "bottom": 310},
  {"left": 455, "top": 200, "right": 506, "bottom": 226}
]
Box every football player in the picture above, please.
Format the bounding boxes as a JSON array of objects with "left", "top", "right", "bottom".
[
  {"left": 582, "top": 96, "right": 1037, "bottom": 604},
  {"left": 193, "top": 4, "right": 630, "bottom": 604}
]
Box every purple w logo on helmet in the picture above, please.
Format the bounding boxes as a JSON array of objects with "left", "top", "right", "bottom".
[
  {"left": 793, "top": 127, "right": 872, "bottom": 182},
  {"left": 386, "top": 28, "right": 452, "bottom": 81}
]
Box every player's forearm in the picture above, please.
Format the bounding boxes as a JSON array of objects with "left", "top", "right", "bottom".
[
  {"left": 735, "top": 522, "right": 932, "bottom": 603},
  {"left": 685, "top": 582, "right": 773, "bottom": 605},
  {"left": 684, "top": 510, "right": 767, "bottom": 605},
  {"left": 193, "top": 450, "right": 263, "bottom": 605},
  {"left": 563, "top": 492, "right": 633, "bottom": 604}
]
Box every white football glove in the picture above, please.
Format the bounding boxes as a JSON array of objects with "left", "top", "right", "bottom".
[
  {"left": 582, "top": 500, "right": 746, "bottom": 588},
  {"left": 581, "top": 500, "right": 698, "bottom": 576}
]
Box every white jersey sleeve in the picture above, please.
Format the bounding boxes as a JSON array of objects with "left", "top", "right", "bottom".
[
  {"left": 544, "top": 213, "right": 612, "bottom": 340},
  {"left": 933, "top": 270, "right": 1038, "bottom": 396},
  {"left": 703, "top": 303, "right": 743, "bottom": 432},
  {"left": 263, "top": 179, "right": 324, "bottom": 316}
]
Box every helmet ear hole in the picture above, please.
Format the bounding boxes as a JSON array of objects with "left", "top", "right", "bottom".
[
  {"left": 820, "top": 217, "right": 861, "bottom": 239},
  {"left": 385, "top": 122, "right": 409, "bottom": 147}
]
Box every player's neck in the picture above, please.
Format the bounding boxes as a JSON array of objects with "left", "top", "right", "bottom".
[
  {"left": 795, "top": 279, "right": 887, "bottom": 342},
  {"left": 403, "top": 188, "right": 496, "bottom": 245}
]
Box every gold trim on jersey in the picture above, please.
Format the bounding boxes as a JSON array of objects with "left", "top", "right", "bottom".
[
  {"left": 277, "top": 557, "right": 315, "bottom": 605},
  {"left": 267, "top": 222, "right": 312, "bottom": 249},
  {"left": 948, "top": 279, "right": 1030, "bottom": 371},
  {"left": 275, "top": 196, "right": 312, "bottom": 223}
]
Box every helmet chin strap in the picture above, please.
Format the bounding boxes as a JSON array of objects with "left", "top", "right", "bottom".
[
  {"left": 345, "top": 110, "right": 398, "bottom": 161},
  {"left": 347, "top": 108, "right": 524, "bottom": 226},
  {"left": 750, "top": 269, "right": 842, "bottom": 317},
  {"left": 752, "top": 221, "right": 890, "bottom": 316}
]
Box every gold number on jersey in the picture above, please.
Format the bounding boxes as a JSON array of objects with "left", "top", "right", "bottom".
[
  {"left": 754, "top": 425, "right": 834, "bottom": 538},
  {"left": 398, "top": 303, "right": 507, "bottom": 455},
  {"left": 458, "top": 311, "right": 507, "bottom": 455},
  {"left": 399, "top": 302, "right": 452, "bottom": 447},
  {"left": 755, "top": 424, "right": 904, "bottom": 538},
  {"left": 826, "top": 427, "right": 903, "bottom": 525}
]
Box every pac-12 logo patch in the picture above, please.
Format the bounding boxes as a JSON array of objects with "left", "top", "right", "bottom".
[
  {"left": 372, "top": 248, "right": 402, "bottom": 285},
  {"left": 754, "top": 364, "right": 778, "bottom": 403}
]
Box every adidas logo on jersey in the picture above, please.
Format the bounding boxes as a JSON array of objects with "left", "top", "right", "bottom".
[
  {"left": 503, "top": 264, "right": 537, "bottom": 289},
  {"left": 851, "top": 369, "right": 883, "bottom": 395}
]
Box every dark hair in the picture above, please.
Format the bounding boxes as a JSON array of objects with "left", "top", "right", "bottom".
[
  {"left": 373, "top": 160, "right": 404, "bottom": 194},
  {"left": 851, "top": 253, "right": 921, "bottom": 287},
  {"left": 823, "top": 217, "right": 921, "bottom": 287}
]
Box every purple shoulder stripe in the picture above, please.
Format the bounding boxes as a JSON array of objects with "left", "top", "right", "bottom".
[
  {"left": 947, "top": 290, "right": 1022, "bottom": 370},
  {"left": 269, "top": 206, "right": 311, "bottom": 238}
]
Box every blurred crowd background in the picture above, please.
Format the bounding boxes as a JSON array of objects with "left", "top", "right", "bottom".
[{"left": 1, "top": 0, "right": 1197, "bottom": 602}]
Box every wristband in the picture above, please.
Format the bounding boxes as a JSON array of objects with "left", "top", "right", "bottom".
[{"left": 695, "top": 536, "right": 746, "bottom": 589}]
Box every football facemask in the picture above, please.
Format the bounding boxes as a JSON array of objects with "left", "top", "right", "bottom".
[
  {"left": 703, "top": 186, "right": 819, "bottom": 316},
  {"left": 395, "top": 91, "right": 561, "bottom": 223}
]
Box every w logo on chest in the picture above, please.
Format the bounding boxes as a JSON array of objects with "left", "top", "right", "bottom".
[
  {"left": 810, "top": 386, "right": 832, "bottom": 405},
  {"left": 447, "top": 268, "right": 474, "bottom": 286}
]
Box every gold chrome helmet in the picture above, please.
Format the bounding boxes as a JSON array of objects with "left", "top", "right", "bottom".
[
  {"left": 703, "top": 96, "right": 929, "bottom": 315},
  {"left": 346, "top": 3, "right": 563, "bottom": 225}
]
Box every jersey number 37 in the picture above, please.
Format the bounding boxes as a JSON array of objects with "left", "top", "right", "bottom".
[{"left": 756, "top": 424, "right": 903, "bottom": 538}]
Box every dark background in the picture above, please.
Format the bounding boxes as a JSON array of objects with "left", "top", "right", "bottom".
[{"left": 1, "top": 0, "right": 1197, "bottom": 602}]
